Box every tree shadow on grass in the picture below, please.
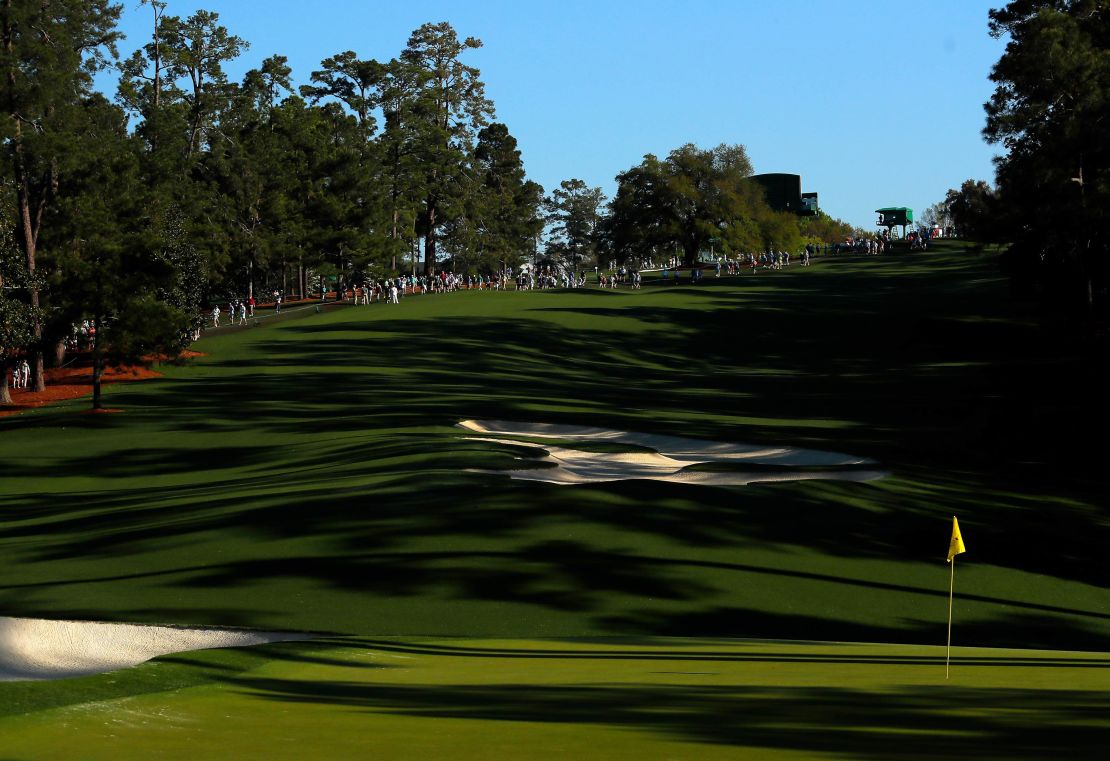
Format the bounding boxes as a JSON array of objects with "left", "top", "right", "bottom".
[
  {"left": 229, "top": 676, "right": 1110, "bottom": 760},
  {"left": 2, "top": 257, "right": 1108, "bottom": 648},
  {"left": 599, "top": 606, "right": 1110, "bottom": 653},
  {"left": 1, "top": 413, "right": 1106, "bottom": 647}
]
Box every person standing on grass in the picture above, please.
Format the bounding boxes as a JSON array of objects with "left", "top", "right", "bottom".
[
  {"left": 212, "top": 305, "right": 221, "bottom": 327},
  {"left": 248, "top": 296, "right": 255, "bottom": 317},
  {"left": 238, "top": 302, "right": 247, "bottom": 325}
]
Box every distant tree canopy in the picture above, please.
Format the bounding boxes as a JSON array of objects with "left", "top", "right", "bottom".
[
  {"left": 797, "top": 212, "right": 860, "bottom": 247},
  {"left": 984, "top": 0, "right": 1110, "bottom": 323},
  {"left": 0, "top": 5, "right": 864, "bottom": 404},
  {"left": 920, "top": 202, "right": 953, "bottom": 235},
  {"left": 545, "top": 179, "right": 606, "bottom": 268},
  {"left": 600, "top": 143, "right": 841, "bottom": 267},
  {"left": 944, "top": 180, "right": 998, "bottom": 241}
]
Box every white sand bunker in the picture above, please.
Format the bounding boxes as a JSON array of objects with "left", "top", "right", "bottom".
[
  {"left": 0, "top": 616, "right": 308, "bottom": 682},
  {"left": 458, "top": 420, "right": 888, "bottom": 486}
]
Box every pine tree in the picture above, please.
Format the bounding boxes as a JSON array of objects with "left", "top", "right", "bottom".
[
  {"left": 399, "top": 22, "right": 493, "bottom": 274},
  {"left": 0, "top": 0, "right": 123, "bottom": 391}
]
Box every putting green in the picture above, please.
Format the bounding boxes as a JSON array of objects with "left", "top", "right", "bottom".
[{"left": 2, "top": 638, "right": 1107, "bottom": 760}]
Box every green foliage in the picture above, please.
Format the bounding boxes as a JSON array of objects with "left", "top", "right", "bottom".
[
  {"left": 151, "top": 203, "right": 207, "bottom": 330},
  {"left": 300, "top": 51, "right": 385, "bottom": 132},
  {"left": 160, "top": 10, "right": 249, "bottom": 159},
  {"left": 985, "top": 0, "right": 1110, "bottom": 320},
  {"left": 797, "top": 211, "right": 858, "bottom": 245},
  {"left": 545, "top": 179, "right": 606, "bottom": 268},
  {"left": 0, "top": 217, "right": 37, "bottom": 377},
  {"left": 400, "top": 22, "right": 494, "bottom": 272},
  {"left": 105, "top": 294, "right": 188, "bottom": 360},
  {"left": 606, "top": 143, "right": 799, "bottom": 265},
  {"left": 0, "top": 0, "right": 125, "bottom": 388},
  {"left": 55, "top": 94, "right": 192, "bottom": 376},
  {"left": 448, "top": 123, "right": 543, "bottom": 271},
  {"left": 920, "top": 201, "right": 953, "bottom": 234},
  {"left": 944, "top": 179, "right": 998, "bottom": 240}
]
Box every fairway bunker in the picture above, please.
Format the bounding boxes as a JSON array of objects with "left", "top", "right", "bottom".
[
  {"left": 0, "top": 616, "right": 308, "bottom": 681},
  {"left": 458, "top": 420, "right": 888, "bottom": 486}
]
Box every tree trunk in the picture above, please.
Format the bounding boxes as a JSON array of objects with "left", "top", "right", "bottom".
[
  {"left": 11, "top": 125, "right": 46, "bottom": 392},
  {"left": 1086, "top": 276, "right": 1094, "bottom": 323},
  {"left": 0, "top": 362, "right": 11, "bottom": 405},
  {"left": 150, "top": 0, "right": 162, "bottom": 150},
  {"left": 423, "top": 204, "right": 437, "bottom": 275},
  {"left": 18, "top": 193, "right": 45, "bottom": 392},
  {"left": 683, "top": 240, "right": 698, "bottom": 267},
  {"left": 391, "top": 206, "right": 400, "bottom": 271},
  {"left": 53, "top": 337, "right": 67, "bottom": 367},
  {"left": 92, "top": 313, "right": 103, "bottom": 411}
]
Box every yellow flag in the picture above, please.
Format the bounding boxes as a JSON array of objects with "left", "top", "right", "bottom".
[{"left": 947, "top": 516, "right": 966, "bottom": 563}]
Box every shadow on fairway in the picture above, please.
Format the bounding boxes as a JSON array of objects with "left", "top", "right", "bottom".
[
  {"left": 229, "top": 676, "right": 1110, "bottom": 760},
  {"left": 340, "top": 638, "right": 1110, "bottom": 668},
  {"left": 2, "top": 250, "right": 1108, "bottom": 649}
]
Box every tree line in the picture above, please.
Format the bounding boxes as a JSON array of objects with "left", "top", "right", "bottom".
[
  {"left": 0, "top": 1, "right": 857, "bottom": 404},
  {"left": 929, "top": 1, "right": 1109, "bottom": 332}
]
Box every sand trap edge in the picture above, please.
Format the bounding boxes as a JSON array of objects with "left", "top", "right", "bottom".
[{"left": 0, "top": 616, "right": 312, "bottom": 682}]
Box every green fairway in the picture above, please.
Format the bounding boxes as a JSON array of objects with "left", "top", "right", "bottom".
[
  {"left": 3, "top": 638, "right": 1108, "bottom": 760},
  {"left": 1, "top": 244, "right": 1107, "bottom": 756}
]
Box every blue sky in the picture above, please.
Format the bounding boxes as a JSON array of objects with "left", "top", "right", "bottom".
[{"left": 99, "top": 0, "right": 1008, "bottom": 229}]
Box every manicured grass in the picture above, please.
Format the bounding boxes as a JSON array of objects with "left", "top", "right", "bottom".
[
  {"left": 0, "top": 243, "right": 1106, "bottom": 756},
  {"left": 1, "top": 243, "right": 1104, "bottom": 648},
  {"left": 2, "top": 638, "right": 1108, "bottom": 760}
]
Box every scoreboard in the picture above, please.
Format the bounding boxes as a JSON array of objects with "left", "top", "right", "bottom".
[{"left": 876, "top": 207, "right": 913, "bottom": 227}]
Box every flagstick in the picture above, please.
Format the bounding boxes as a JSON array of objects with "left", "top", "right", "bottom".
[{"left": 946, "top": 557, "right": 955, "bottom": 679}]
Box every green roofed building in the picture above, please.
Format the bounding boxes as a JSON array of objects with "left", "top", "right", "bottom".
[{"left": 876, "top": 207, "right": 913, "bottom": 237}]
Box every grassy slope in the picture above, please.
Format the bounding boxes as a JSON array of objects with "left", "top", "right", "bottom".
[
  {"left": 0, "top": 244, "right": 1106, "bottom": 650},
  {"left": 2, "top": 244, "right": 1108, "bottom": 758},
  {"left": 2, "top": 639, "right": 1109, "bottom": 760}
]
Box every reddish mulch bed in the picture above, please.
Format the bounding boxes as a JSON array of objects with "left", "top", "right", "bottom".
[{"left": 0, "top": 352, "right": 200, "bottom": 417}]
